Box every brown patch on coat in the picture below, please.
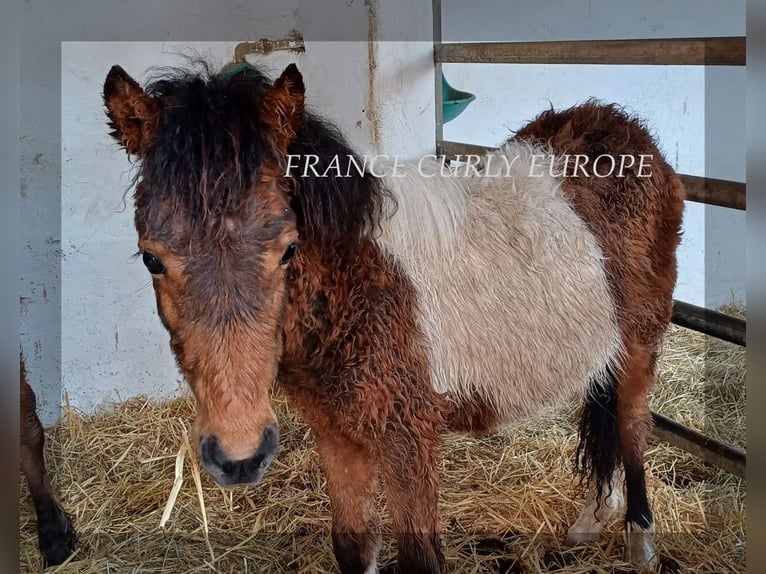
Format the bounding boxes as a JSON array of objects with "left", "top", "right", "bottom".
[
  {"left": 514, "top": 101, "right": 684, "bottom": 352},
  {"left": 445, "top": 396, "right": 501, "bottom": 435}
]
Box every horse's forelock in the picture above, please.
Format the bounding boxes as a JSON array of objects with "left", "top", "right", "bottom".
[
  {"left": 135, "top": 64, "right": 276, "bottom": 235},
  {"left": 133, "top": 60, "right": 392, "bottom": 251}
]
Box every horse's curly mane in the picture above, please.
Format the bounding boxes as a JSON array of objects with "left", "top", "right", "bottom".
[{"left": 135, "top": 59, "right": 393, "bottom": 247}]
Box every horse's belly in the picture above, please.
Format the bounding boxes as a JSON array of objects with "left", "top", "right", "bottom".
[{"left": 416, "top": 232, "right": 621, "bottom": 424}]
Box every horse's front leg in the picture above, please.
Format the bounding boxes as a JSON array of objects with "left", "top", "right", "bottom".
[
  {"left": 315, "top": 430, "right": 382, "bottom": 574},
  {"left": 378, "top": 414, "right": 446, "bottom": 574}
]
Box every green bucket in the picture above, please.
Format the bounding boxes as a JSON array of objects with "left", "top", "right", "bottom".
[{"left": 442, "top": 76, "right": 476, "bottom": 123}]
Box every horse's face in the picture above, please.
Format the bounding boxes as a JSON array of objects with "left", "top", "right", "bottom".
[
  {"left": 103, "top": 63, "right": 305, "bottom": 487},
  {"left": 133, "top": 189, "right": 297, "bottom": 488}
]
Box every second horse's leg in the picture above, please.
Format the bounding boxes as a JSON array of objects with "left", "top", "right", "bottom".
[{"left": 20, "top": 377, "right": 76, "bottom": 567}]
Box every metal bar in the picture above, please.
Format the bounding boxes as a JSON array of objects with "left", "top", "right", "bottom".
[
  {"left": 433, "top": 0, "right": 444, "bottom": 147},
  {"left": 435, "top": 37, "right": 746, "bottom": 66},
  {"left": 652, "top": 411, "right": 746, "bottom": 477},
  {"left": 437, "top": 141, "right": 746, "bottom": 211},
  {"left": 672, "top": 300, "right": 746, "bottom": 346},
  {"left": 680, "top": 174, "right": 746, "bottom": 210}
]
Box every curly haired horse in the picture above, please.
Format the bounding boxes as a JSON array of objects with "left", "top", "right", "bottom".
[
  {"left": 20, "top": 355, "right": 76, "bottom": 566},
  {"left": 103, "top": 61, "right": 684, "bottom": 573}
]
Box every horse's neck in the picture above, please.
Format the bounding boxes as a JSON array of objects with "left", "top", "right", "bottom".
[
  {"left": 280, "top": 234, "right": 389, "bottom": 361},
  {"left": 278, "top": 237, "right": 337, "bottom": 384}
]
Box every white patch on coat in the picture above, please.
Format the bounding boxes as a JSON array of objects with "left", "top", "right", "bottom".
[
  {"left": 565, "top": 469, "right": 625, "bottom": 544},
  {"left": 363, "top": 559, "right": 377, "bottom": 574},
  {"left": 375, "top": 143, "right": 623, "bottom": 424}
]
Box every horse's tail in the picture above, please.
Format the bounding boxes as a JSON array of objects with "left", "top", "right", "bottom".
[{"left": 574, "top": 365, "right": 621, "bottom": 500}]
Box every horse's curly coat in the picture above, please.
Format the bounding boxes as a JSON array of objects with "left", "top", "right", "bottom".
[{"left": 103, "top": 62, "right": 684, "bottom": 574}]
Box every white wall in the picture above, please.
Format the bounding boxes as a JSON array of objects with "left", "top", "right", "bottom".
[
  {"left": 370, "top": 0, "right": 436, "bottom": 157},
  {"left": 24, "top": 0, "right": 745, "bottom": 423}
]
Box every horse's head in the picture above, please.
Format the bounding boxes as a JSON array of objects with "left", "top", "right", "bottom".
[{"left": 103, "top": 62, "right": 305, "bottom": 487}]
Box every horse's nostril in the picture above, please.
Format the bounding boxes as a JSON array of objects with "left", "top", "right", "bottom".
[
  {"left": 198, "top": 430, "right": 278, "bottom": 486},
  {"left": 262, "top": 423, "right": 279, "bottom": 448},
  {"left": 200, "top": 434, "right": 228, "bottom": 467}
]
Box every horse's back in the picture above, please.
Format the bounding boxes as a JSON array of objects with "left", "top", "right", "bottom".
[
  {"left": 375, "top": 103, "right": 683, "bottom": 429},
  {"left": 513, "top": 101, "right": 685, "bottom": 347}
]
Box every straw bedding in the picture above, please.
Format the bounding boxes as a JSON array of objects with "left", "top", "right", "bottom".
[{"left": 19, "top": 307, "right": 746, "bottom": 573}]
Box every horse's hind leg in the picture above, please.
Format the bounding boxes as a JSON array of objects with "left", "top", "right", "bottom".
[
  {"left": 566, "top": 468, "right": 625, "bottom": 544},
  {"left": 20, "top": 373, "right": 76, "bottom": 567},
  {"left": 314, "top": 431, "right": 382, "bottom": 574},
  {"left": 616, "top": 342, "right": 657, "bottom": 570},
  {"left": 568, "top": 344, "right": 657, "bottom": 570}
]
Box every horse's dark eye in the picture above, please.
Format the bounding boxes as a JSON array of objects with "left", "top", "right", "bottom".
[
  {"left": 280, "top": 242, "right": 297, "bottom": 266},
  {"left": 143, "top": 252, "right": 166, "bottom": 275}
]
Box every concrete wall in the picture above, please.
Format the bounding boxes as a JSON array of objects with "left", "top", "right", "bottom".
[{"left": 22, "top": 0, "right": 745, "bottom": 424}]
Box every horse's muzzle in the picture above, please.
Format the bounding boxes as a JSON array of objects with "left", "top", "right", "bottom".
[{"left": 198, "top": 425, "right": 279, "bottom": 487}]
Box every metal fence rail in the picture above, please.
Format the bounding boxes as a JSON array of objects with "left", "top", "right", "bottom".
[
  {"left": 435, "top": 37, "right": 746, "bottom": 66},
  {"left": 672, "top": 300, "right": 746, "bottom": 347}
]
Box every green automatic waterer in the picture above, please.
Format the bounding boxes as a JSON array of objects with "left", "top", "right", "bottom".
[{"left": 442, "top": 76, "right": 475, "bottom": 123}]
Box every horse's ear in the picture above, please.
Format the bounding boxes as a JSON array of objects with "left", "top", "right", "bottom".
[
  {"left": 260, "top": 63, "right": 305, "bottom": 155},
  {"left": 103, "top": 65, "right": 159, "bottom": 156}
]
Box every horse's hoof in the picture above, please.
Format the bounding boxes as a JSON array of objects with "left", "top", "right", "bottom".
[
  {"left": 627, "top": 522, "right": 657, "bottom": 572},
  {"left": 38, "top": 504, "right": 77, "bottom": 567}
]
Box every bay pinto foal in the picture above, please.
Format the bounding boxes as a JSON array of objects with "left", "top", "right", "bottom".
[
  {"left": 20, "top": 355, "right": 76, "bottom": 566},
  {"left": 102, "top": 61, "right": 684, "bottom": 573}
]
